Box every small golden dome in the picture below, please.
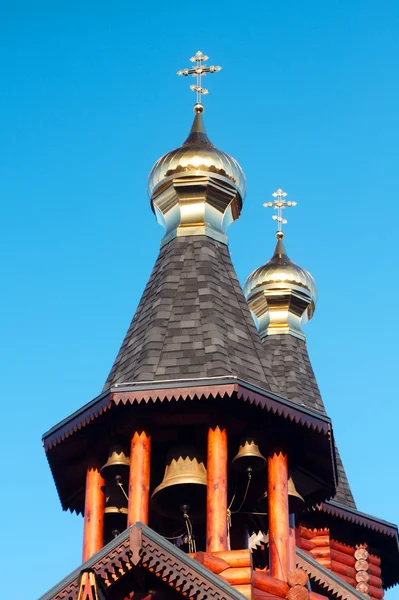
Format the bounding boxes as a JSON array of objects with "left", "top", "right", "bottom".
[
  {"left": 148, "top": 108, "right": 246, "bottom": 200},
  {"left": 244, "top": 237, "right": 317, "bottom": 303},
  {"left": 244, "top": 235, "right": 317, "bottom": 339},
  {"left": 148, "top": 107, "right": 246, "bottom": 246}
]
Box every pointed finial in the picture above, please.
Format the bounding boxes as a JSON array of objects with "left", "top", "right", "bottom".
[
  {"left": 177, "top": 51, "right": 222, "bottom": 111},
  {"left": 263, "top": 188, "right": 297, "bottom": 238}
]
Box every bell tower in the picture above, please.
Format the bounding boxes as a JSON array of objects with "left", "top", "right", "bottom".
[{"left": 40, "top": 54, "right": 399, "bottom": 600}]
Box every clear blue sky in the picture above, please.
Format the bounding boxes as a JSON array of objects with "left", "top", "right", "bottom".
[{"left": 1, "top": 1, "right": 398, "bottom": 598}]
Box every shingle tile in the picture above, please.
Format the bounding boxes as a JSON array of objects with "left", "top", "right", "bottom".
[
  {"left": 103, "top": 236, "right": 278, "bottom": 394},
  {"left": 262, "top": 333, "right": 356, "bottom": 509}
]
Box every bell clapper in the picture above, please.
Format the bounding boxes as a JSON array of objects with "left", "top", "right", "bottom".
[
  {"left": 115, "top": 474, "right": 129, "bottom": 502},
  {"left": 180, "top": 504, "right": 196, "bottom": 553},
  {"left": 227, "top": 466, "right": 253, "bottom": 550}
]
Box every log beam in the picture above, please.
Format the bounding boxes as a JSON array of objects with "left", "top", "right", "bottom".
[
  {"left": 82, "top": 461, "right": 105, "bottom": 562},
  {"left": 330, "top": 548, "right": 355, "bottom": 567},
  {"left": 207, "top": 425, "right": 228, "bottom": 552},
  {"left": 330, "top": 539, "right": 354, "bottom": 556},
  {"left": 219, "top": 567, "right": 251, "bottom": 585},
  {"left": 253, "top": 571, "right": 290, "bottom": 597},
  {"left": 192, "top": 551, "right": 230, "bottom": 574},
  {"left": 128, "top": 430, "right": 151, "bottom": 526},
  {"left": 214, "top": 549, "right": 251, "bottom": 567},
  {"left": 287, "top": 568, "right": 309, "bottom": 588}
]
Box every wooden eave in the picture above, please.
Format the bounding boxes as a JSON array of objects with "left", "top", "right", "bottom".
[
  {"left": 42, "top": 377, "right": 337, "bottom": 515},
  {"left": 301, "top": 501, "right": 399, "bottom": 589},
  {"left": 39, "top": 522, "right": 248, "bottom": 600},
  {"left": 42, "top": 376, "right": 332, "bottom": 451},
  {"left": 320, "top": 501, "right": 399, "bottom": 541}
]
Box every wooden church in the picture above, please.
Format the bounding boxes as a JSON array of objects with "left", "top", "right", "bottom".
[{"left": 39, "top": 52, "right": 399, "bottom": 600}]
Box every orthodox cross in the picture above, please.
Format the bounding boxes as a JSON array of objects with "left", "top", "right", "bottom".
[
  {"left": 177, "top": 51, "right": 222, "bottom": 105},
  {"left": 263, "top": 188, "right": 297, "bottom": 235}
]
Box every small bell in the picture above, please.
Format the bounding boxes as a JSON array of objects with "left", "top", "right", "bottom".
[
  {"left": 259, "top": 475, "right": 305, "bottom": 515},
  {"left": 151, "top": 446, "right": 207, "bottom": 520},
  {"left": 232, "top": 438, "right": 267, "bottom": 473},
  {"left": 100, "top": 446, "right": 130, "bottom": 479},
  {"left": 104, "top": 504, "right": 128, "bottom": 542},
  {"left": 287, "top": 475, "right": 305, "bottom": 514},
  {"left": 101, "top": 446, "right": 130, "bottom": 543}
]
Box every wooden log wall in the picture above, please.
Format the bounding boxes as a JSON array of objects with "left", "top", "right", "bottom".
[
  {"left": 297, "top": 529, "right": 385, "bottom": 599},
  {"left": 353, "top": 545, "right": 384, "bottom": 600},
  {"left": 192, "top": 550, "right": 330, "bottom": 600},
  {"left": 296, "top": 527, "right": 331, "bottom": 570},
  {"left": 192, "top": 549, "right": 253, "bottom": 599}
]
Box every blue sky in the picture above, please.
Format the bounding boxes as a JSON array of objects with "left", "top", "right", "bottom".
[{"left": 1, "top": 1, "right": 398, "bottom": 598}]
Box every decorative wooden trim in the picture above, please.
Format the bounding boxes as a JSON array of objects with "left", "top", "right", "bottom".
[
  {"left": 318, "top": 502, "right": 399, "bottom": 540},
  {"left": 43, "top": 381, "right": 332, "bottom": 451},
  {"left": 40, "top": 523, "right": 250, "bottom": 600}
]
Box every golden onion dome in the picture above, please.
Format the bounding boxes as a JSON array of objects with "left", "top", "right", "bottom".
[
  {"left": 244, "top": 233, "right": 317, "bottom": 340},
  {"left": 148, "top": 105, "right": 246, "bottom": 246}
]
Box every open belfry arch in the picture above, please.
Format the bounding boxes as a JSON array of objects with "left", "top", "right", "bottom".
[{"left": 40, "top": 52, "right": 399, "bottom": 600}]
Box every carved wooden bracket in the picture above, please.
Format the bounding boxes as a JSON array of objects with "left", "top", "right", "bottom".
[{"left": 77, "top": 571, "right": 108, "bottom": 600}]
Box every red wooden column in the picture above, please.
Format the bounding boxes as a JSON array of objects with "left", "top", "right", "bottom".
[
  {"left": 128, "top": 430, "right": 151, "bottom": 526},
  {"left": 268, "top": 450, "right": 289, "bottom": 581},
  {"left": 82, "top": 461, "right": 105, "bottom": 562},
  {"left": 207, "top": 425, "right": 228, "bottom": 552}
]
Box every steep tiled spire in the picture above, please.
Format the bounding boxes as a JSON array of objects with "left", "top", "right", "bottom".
[
  {"left": 244, "top": 214, "right": 356, "bottom": 509},
  {"left": 261, "top": 333, "right": 356, "bottom": 508},
  {"left": 104, "top": 236, "right": 279, "bottom": 392}
]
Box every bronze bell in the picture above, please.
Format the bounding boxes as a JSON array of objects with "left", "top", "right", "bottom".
[
  {"left": 100, "top": 446, "right": 130, "bottom": 479},
  {"left": 151, "top": 446, "right": 207, "bottom": 520},
  {"left": 101, "top": 446, "right": 130, "bottom": 543},
  {"left": 103, "top": 487, "right": 128, "bottom": 543},
  {"left": 287, "top": 475, "right": 305, "bottom": 514},
  {"left": 232, "top": 438, "right": 267, "bottom": 473},
  {"left": 259, "top": 475, "right": 305, "bottom": 515}
]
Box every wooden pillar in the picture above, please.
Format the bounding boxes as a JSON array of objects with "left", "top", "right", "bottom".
[
  {"left": 128, "top": 430, "right": 151, "bottom": 526},
  {"left": 289, "top": 513, "right": 296, "bottom": 571},
  {"left": 207, "top": 425, "right": 228, "bottom": 552},
  {"left": 82, "top": 461, "right": 105, "bottom": 562},
  {"left": 268, "top": 451, "right": 289, "bottom": 581}
]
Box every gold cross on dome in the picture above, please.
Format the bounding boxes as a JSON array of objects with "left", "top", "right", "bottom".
[
  {"left": 263, "top": 188, "right": 297, "bottom": 234},
  {"left": 177, "top": 51, "right": 222, "bottom": 106}
]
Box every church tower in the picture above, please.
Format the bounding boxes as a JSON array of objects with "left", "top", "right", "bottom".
[{"left": 40, "top": 53, "right": 398, "bottom": 600}]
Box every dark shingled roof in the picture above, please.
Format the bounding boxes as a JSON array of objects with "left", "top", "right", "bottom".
[
  {"left": 104, "top": 236, "right": 279, "bottom": 393},
  {"left": 103, "top": 230, "right": 353, "bottom": 508},
  {"left": 261, "top": 333, "right": 356, "bottom": 509}
]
